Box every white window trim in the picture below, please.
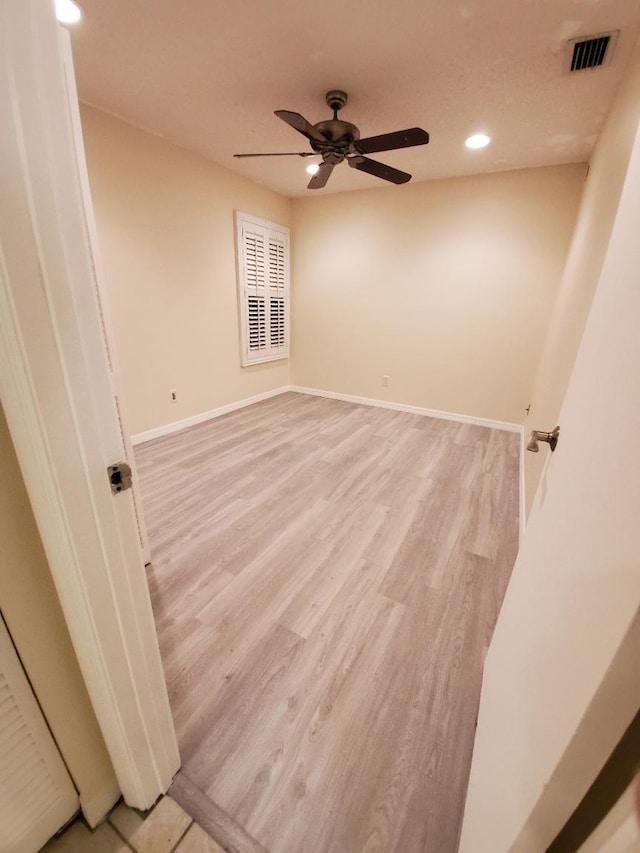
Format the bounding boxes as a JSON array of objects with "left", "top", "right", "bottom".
[{"left": 235, "top": 211, "right": 290, "bottom": 366}]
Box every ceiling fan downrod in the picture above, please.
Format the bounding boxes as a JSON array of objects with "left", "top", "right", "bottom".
[{"left": 325, "top": 89, "right": 348, "bottom": 119}]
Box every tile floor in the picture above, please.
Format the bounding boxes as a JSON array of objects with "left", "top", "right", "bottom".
[{"left": 42, "top": 794, "right": 225, "bottom": 853}]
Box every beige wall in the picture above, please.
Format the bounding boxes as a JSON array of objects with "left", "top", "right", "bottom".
[
  {"left": 80, "top": 106, "right": 291, "bottom": 436},
  {"left": 524, "top": 42, "right": 640, "bottom": 513},
  {"left": 290, "top": 164, "right": 585, "bottom": 424},
  {"left": 82, "top": 107, "right": 586, "bottom": 433},
  {"left": 0, "top": 406, "right": 119, "bottom": 825}
]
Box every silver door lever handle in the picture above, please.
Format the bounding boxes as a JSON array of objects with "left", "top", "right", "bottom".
[{"left": 527, "top": 426, "right": 560, "bottom": 453}]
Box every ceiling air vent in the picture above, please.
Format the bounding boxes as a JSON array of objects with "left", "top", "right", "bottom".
[{"left": 568, "top": 32, "right": 617, "bottom": 72}]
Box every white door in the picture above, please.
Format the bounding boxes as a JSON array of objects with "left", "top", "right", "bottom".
[
  {"left": 458, "top": 104, "right": 640, "bottom": 850},
  {"left": 0, "top": 614, "right": 78, "bottom": 853},
  {"left": 0, "top": 0, "right": 179, "bottom": 810}
]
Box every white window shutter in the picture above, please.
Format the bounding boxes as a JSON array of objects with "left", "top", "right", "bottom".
[
  {"left": 268, "top": 232, "right": 287, "bottom": 352},
  {"left": 242, "top": 225, "right": 267, "bottom": 358},
  {"left": 0, "top": 615, "right": 79, "bottom": 852},
  {"left": 236, "top": 213, "right": 289, "bottom": 365}
]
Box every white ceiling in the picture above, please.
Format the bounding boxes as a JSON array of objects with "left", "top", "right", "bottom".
[{"left": 69, "top": 0, "right": 640, "bottom": 198}]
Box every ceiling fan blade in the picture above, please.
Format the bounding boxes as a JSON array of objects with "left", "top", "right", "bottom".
[
  {"left": 348, "top": 155, "right": 411, "bottom": 184},
  {"left": 234, "top": 152, "right": 314, "bottom": 158},
  {"left": 275, "top": 110, "right": 325, "bottom": 142},
  {"left": 307, "top": 162, "right": 334, "bottom": 189},
  {"left": 355, "top": 127, "right": 429, "bottom": 155}
]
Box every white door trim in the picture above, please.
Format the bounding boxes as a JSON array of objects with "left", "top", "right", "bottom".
[{"left": 0, "top": 1, "right": 179, "bottom": 809}]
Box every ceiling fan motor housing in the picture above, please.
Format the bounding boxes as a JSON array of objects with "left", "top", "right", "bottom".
[{"left": 310, "top": 119, "right": 361, "bottom": 162}]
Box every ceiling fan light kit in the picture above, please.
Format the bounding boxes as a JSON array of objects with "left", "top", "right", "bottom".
[
  {"left": 55, "top": 0, "right": 82, "bottom": 24},
  {"left": 465, "top": 133, "right": 491, "bottom": 149},
  {"left": 234, "top": 90, "right": 430, "bottom": 190}
]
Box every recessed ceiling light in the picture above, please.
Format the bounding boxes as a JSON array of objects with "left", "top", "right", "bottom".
[
  {"left": 306, "top": 163, "right": 320, "bottom": 175},
  {"left": 55, "top": 0, "right": 82, "bottom": 24},
  {"left": 465, "top": 133, "right": 491, "bottom": 149}
]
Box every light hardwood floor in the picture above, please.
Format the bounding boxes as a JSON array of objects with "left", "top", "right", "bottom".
[{"left": 135, "top": 392, "right": 520, "bottom": 853}]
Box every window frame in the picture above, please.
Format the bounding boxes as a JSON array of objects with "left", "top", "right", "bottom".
[{"left": 235, "top": 211, "right": 290, "bottom": 366}]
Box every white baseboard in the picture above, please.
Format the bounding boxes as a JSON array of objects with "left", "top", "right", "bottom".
[
  {"left": 131, "top": 383, "right": 526, "bottom": 543},
  {"left": 130, "top": 386, "right": 291, "bottom": 445},
  {"left": 132, "top": 384, "right": 522, "bottom": 442},
  {"left": 289, "top": 385, "right": 522, "bottom": 433}
]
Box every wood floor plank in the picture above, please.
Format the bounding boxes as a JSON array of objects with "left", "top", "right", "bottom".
[{"left": 136, "top": 392, "right": 520, "bottom": 853}]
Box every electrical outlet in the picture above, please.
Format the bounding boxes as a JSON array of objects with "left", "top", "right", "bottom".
[
  {"left": 382, "top": 375, "right": 389, "bottom": 387},
  {"left": 170, "top": 389, "right": 177, "bottom": 403}
]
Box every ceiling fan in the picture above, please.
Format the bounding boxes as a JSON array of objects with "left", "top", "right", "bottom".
[{"left": 234, "top": 90, "right": 429, "bottom": 189}]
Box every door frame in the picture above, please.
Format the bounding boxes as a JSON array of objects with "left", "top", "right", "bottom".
[{"left": 0, "top": 0, "right": 178, "bottom": 809}]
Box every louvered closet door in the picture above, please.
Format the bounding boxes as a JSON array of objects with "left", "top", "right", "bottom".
[{"left": 0, "top": 614, "right": 78, "bottom": 853}]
